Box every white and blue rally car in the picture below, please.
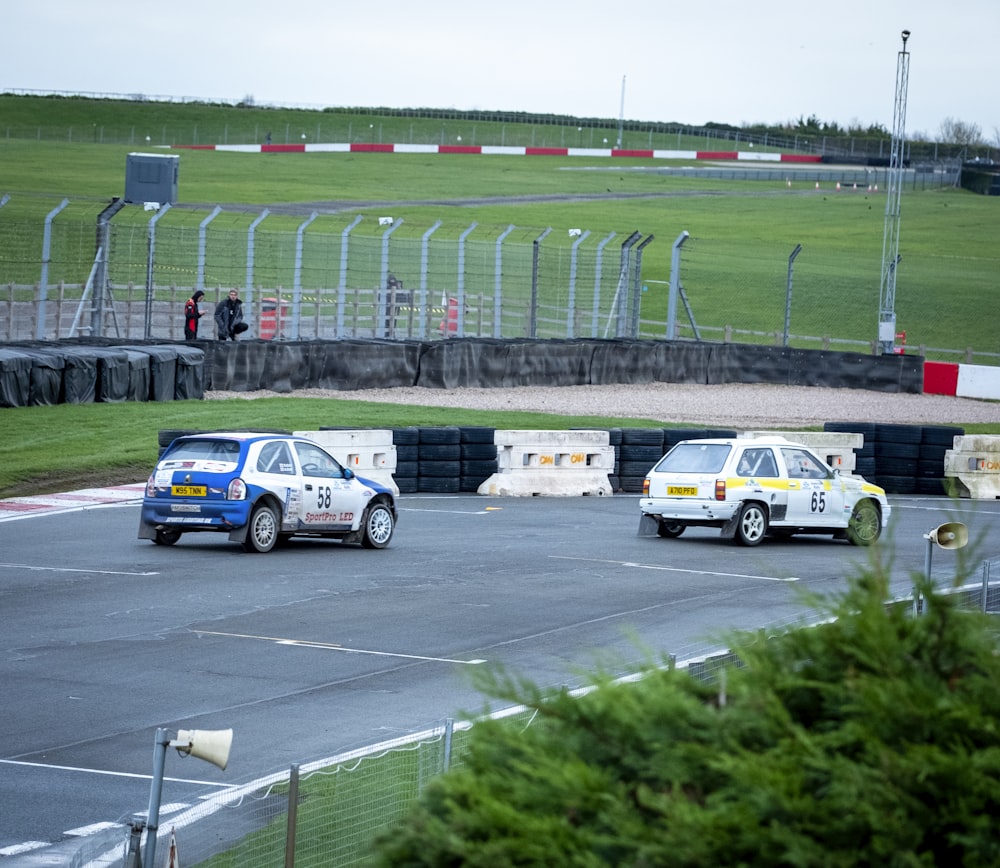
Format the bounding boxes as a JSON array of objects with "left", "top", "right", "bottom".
[{"left": 139, "top": 432, "right": 397, "bottom": 552}]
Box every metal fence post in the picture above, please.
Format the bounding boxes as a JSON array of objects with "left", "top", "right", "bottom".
[
  {"left": 246, "top": 209, "right": 269, "bottom": 319},
  {"left": 290, "top": 212, "right": 317, "bottom": 340},
  {"left": 629, "top": 234, "right": 654, "bottom": 338},
  {"left": 530, "top": 228, "right": 552, "bottom": 338},
  {"left": 337, "top": 215, "right": 363, "bottom": 338},
  {"left": 567, "top": 230, "right": 591, "bottom": 338},
  {"left": 783, "top": 243, "right": 802, "bottom": 347},
  {"left": 37, "top": 198, "right": 69, "bottom": 339},
  {"left": 196, "top": 206, "right": 222, "bottom": 294},
  {"left": 494, "top": 225, "right": 515, "bottom": 338},
  {"left": 378, "top": 219, "right": 404, "bottom": 338},
  {"left": 420, "top": 221, "right": 443, "bottom": 339},
  {"left": 666, "top": 230, "right": 689, "bottom": 340},
  {"left": 592, "top": 232, "right": 616, "bottom": 338},
  {"left": 284, "top": 763, "right": 300, "bottom": 868},
  {"left": 145, "top": 204, "right": 171, "bottom": 339},
  {"left": 457, "top": 223, "right": 478, "bottom": 337}
]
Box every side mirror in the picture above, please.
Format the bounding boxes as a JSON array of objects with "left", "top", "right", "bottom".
[{"left": 343, "top": 467, "right": 354, "bottom": 480}]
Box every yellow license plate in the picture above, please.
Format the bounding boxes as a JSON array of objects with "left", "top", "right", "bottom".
[
  {"left": 171, "top": 485, "right": 206, "bottom": 497},
  {"left": 667, "top": 485, "right": 698, "bottom": 496}
]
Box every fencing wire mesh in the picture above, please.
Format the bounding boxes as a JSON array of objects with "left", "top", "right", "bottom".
[{"left": 2, "top": 204, "right": 997, "bottom": 364}]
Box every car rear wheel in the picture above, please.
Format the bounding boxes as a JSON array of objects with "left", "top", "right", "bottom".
[
  {"left": 361, "top": 502, "right": 395, "bottom": 549},
  {"left": 846, "top": 500, "right": 881, "bottom": 546},
  {"left": 154, "top": 528, "right": 182, "bottom": 546},
  {"left": 657, "top": 520, "right": 686, "bottom": 538},
  {"left": 242, "top": 503, "right": 279, "bottom": 553},
  {"left": 734, "top": 502, "right": 768, "bottom": 546}
]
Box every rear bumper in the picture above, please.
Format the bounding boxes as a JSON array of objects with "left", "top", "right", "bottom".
[{"left": 639, "top": 497, "right": 740, "bottom": 522}]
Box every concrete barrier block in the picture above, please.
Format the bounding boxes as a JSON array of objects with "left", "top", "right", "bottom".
[
  {"left": 741, "top": 431, "right": 863, "bottom": 473},
  {"left": 295, "top": 429, "right": 399, "bottom": 495},
  {"left": 944, "top": 436, "right": 1000, "bottom": 499},
  {"left": 479, "top": 430, "right": 614, "bottom": 496}
]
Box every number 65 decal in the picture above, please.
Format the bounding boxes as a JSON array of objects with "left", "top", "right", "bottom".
[{"left": 810, "top": 491, "right": 827, "bottom": 512}]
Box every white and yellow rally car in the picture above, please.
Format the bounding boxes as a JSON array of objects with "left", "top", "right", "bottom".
[{"left": 638, "top": 437, "right": 890, "bottom": 546}]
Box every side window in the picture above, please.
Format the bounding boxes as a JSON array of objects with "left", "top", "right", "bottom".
[
  {"left": 782, "top": 448, "right": 826, "bottom": 479},
  {"left": 257, "top": 441, "right": 295, "bottom": 475},
  {"left": 737, "top": 448, "right": 779, "bottom": 478},
  {"left": 294, "top": 442, "right": 344, "bottom": 479}
]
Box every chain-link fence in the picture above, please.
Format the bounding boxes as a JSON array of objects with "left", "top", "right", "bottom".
[{"left": 2, "top": 202, "right": 998, "bottom": 365}]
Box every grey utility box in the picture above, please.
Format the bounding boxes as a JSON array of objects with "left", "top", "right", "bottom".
[{"left": 124, "top": 152, "right": 179, "bottom": 205}]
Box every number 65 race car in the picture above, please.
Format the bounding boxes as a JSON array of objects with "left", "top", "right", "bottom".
[
  {"left": 638, "top": 437, "right": 890, "bottom": 547},
  {"left": 138, "top": 432, "right": 397, "bottom": 553}
]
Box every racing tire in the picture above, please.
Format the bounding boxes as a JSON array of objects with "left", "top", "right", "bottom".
[
  {"left": 656, "top": 520, "right": 685, "bottom": 538},
  {"left": 734, "top": 502, "right": 768, "bottom": 547},
  {"left": 153, "top": 528, "right": 182, "bottom": 546},
  {"left": 242, "top": 503, "right": 279, "bottom": 553},
  {"left": 361, "top": 502, "right": 395, "bottom": 549},
  {"left": 846, "top": 500, "right": 881, "bottom": 546}
]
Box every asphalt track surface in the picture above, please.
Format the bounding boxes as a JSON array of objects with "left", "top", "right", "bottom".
[{"left": 2, "top": 487, "right": 999, "bottom": 863}]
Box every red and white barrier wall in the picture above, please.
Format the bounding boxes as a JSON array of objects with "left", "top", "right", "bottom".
[
  {"left": 172, "top": 142, "right": 823, "bottom": 162},
  {"left": 925, "top": 361, "right": 1000, "bottom": 400}
]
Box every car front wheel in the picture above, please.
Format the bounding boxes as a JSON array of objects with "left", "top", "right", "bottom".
[
  {"left": 657, "top": 520, "right": 686, "bottom": 538},
  {"left": 734, "top": 502, "right": 768, "bottom": 546},
  {"left": 846, "top": 500, "right": 881, "bottom": 546},
  {"left": 243, "top": 503, "right": 279, "bottom": 553},
  {"left": 361, "top": 502, "right": 395, "bottom": 549}
]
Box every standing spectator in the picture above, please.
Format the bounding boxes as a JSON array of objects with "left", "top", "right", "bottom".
[
  {"left": 183, "top": 290, "right": 205, "bottom": 340},
  {"left": 214, "top": 289, "right": 247, "bottom": 340}
]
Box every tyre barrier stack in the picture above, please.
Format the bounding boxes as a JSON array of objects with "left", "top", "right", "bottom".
[{"left": 824, "top": 422, "right": 965, "bottom": 496}]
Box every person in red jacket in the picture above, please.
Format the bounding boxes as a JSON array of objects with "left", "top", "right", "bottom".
[{"left": 184, "top": 290, "right": 205, "bottom": 340}]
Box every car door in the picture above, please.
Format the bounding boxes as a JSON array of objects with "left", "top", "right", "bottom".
[
  {"left": 779, "top": 446, "right": 846, "bottom": 527},
  {"left": 293, "top": 441, "right": 367, "bottom": 531}
]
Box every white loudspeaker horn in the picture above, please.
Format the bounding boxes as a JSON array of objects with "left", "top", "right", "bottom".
[
  {"left": 174, "top": 728, "right": 233, "bottom": 770},
  {"left": 928, "top": 522, "right": 968, "bottom": 550}
]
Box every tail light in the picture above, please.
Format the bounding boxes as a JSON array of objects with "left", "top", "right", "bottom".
[
  {"left": 715, "top": 479, "right": 726, "bottom": 501},
  {"left": 642, "top": 478, "right": 650, "bottom": 496},
  {"left": 146, "top": 474, "right": 156, "bottom": 497},
  {"left": 227, "top": 478, "right": 247, "bottom": 500}
]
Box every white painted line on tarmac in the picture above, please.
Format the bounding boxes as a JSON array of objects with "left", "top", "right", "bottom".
[
  {"left": 194, "top": 629, "right": 487, "bottom": 664},
  {"left": 551, "top": 555, "right": 799, "bottom": 582},
  {"left": 399, "top": 506, "right": 494, "bottom": 514},
  {"left": 0, "top": 758, "right": 228, "bottom": 787},
  {"left": 0, "top": 563, "right": 159, "bottom": 576}
]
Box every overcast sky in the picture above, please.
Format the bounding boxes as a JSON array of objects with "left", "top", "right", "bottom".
[{"left": 6, "top": 0, "right": 996, "bottom": 140}]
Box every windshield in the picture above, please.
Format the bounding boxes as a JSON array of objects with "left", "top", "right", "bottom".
[
  {"left": 655, "top": 442, "right": 731, "bottom": 474},
  {"left": 166, "top": 439, "right": 242, "bottom": 461}
]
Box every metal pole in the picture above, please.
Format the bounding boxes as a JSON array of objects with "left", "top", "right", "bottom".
[
  {"left": 144, "top": 204, "right": 171, "bottom": 339},
  {"left": 877, "top": 30, "right": 911, "bottom": 354},
  {"left": 457, "top": 222, "right": 479, "bottom": 337},
  {"left": 37, "top": 198, "right": 69, "bottom": 339},
  {"left": 246, "top": 208, "right": 270, "bottom": 317},
  {"left": 616, "top": 75, "right": 626, "bottom": 149},
  {"left": 494, "top": 225, "right": 515, "bottom": 338},
  {"left": 630, "top": 234, "right": 655, "bottom": 338},
  {"left": 336, "top": 215, "right": 363, "bottom": 338},
  {"left": 421, "top": 221, "right": 443, "bottom": 339},
  {"left": 784, "top": 244, "right": 802, "bottom": 347},
  {"left": 284, "top": 764, "right": 300, "bottom": 868},
  {"left": 92, "top": 197, "right": 125, "bottom": 338},
  {"left": 666, "top": 231, "right": 690, "bottom": 340},
  {"left": 290, "top": 212, "right": 318, "bottom": 340},
  {"left": 567, "top": 229, "right": 591, "bottom": 337},
  {"left": 143, "top": 728, "right": 170, "bottom": 868},
  {"left": 378, "top": 218, "right": 404, "bottom": 338},
  {"left": 592, "top": 232, "right": 616, "bottom": 337},
  {"left": 529, "top": 228, "right": 551, "bottom": 338},
  {"left": 196, "top": 206, "right": 222, "bottom": 293}
]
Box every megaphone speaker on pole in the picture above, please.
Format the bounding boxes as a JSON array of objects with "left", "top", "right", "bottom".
[{"left": 174, "top": 729, "right": 233, "bottom": 770}]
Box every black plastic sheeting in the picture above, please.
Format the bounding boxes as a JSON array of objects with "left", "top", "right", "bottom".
[
  {"left": 0, "top": 338, "right": 923, "bottom": 406},
  {"left": 0, "top": 349, "right": 33, "bottom": 408}
]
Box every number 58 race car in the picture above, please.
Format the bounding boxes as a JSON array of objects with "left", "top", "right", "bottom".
[{"left": 139, "top": 432, "right": 397, "bottom": 553}]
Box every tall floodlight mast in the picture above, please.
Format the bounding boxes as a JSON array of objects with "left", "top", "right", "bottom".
[{"left": 877, "top": 29, "right": 911, "bottom": 354}]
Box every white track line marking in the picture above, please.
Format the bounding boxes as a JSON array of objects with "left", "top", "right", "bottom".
[
  {"left": 193, "top": 629, "right": 486, "bottom": 664},
  {"left": 551, "top": 555, "right": 799, "bottom": 582}
]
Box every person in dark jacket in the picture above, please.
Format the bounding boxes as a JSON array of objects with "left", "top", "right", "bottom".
[
  {"left": 183, "top": 290, "right": 205, "bottom": 340},
  {"left": 214, "top": 289, "right": 247, "bottom": 340}
]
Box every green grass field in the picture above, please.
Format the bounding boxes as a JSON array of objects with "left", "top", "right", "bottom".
[{"left": 1, "top": 97, "right": 998, "bottom": 496}]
